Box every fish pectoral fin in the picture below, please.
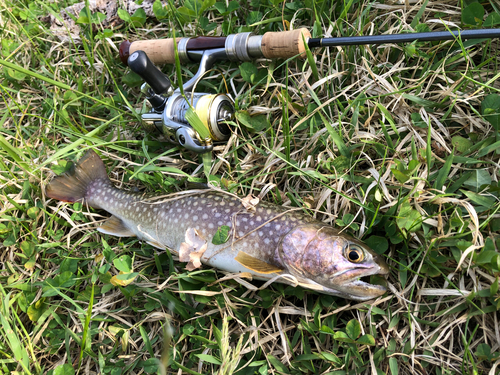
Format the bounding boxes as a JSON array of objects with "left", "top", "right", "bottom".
[
  {"left": 147, "top": 240, "right": 166, "bottom": 249},
  {"left": 98, "top": 216, "right": 136, "bottom": 237},
  {"left": 235, "top": 251, "right": 283, "bottom": 274}
]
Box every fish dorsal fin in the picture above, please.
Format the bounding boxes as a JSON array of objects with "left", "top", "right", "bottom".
[
  {"left": 98, "top": 216, "right": 136, "bottom": 237},
  {"left": 235, "top": 251, "right": 283, "bottom": 274}
]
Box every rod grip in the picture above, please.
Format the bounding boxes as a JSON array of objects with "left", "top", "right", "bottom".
[
  {"left": 261, "top": 28, "right": 311, "bottom": 59},
  {"left": 120, "top": 38, "right": 181, "bottom": 65}
]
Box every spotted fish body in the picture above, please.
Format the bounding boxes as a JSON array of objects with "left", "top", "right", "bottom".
[{"left": 46, "top": 150, "right": 389, "bottom": 301}]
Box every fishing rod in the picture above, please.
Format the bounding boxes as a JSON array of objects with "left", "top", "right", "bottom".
[{"left": 119, "top": 28, "right": 500, "bottom": 153}]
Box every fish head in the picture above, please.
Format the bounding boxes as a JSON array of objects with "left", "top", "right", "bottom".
[{"left": 278, "top": 224, "right": 389, "bottom": 301}]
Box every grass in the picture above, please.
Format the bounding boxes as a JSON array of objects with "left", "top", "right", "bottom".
[{"left": 1, "top": 0, "right": 500, "bottom": 374}]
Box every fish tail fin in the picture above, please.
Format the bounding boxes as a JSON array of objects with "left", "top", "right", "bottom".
[{"left": 45, "top": 149, "right": 109, "bottom": 209}]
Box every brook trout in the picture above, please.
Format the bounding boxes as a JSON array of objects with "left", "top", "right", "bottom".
[{"left": 46, "top": 150, "right": 389, "bottom": 301}]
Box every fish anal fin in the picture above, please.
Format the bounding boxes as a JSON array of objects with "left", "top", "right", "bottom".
[
  {"left": 98, "top": 216, "right": 135, "bottom": 237},
  {"left": 235, "top": 251, "right": 283, "bottom": 274}
]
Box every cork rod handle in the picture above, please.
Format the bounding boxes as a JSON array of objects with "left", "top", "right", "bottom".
[
  {"left": 119, "top": 38, "right": 181, "bottom": 65},
  {"left": 118, "top": 29, "right": 311, "bottom": 65},
  {"left": 261, "top": 28, "right": 311, "bottom": 59}
]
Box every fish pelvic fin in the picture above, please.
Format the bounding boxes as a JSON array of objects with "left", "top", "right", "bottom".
[
  {"left": 97, "top": 216, "right": 136, "bottom": 237},
  {"left": 147, "top": 240, "right": 166, "bottom": 249},
  {"left": 235, "top": 251, "right": 283, "bottom": 274},
  {"left": 45, "top": 149, "right": 109, "bottom": 209}
]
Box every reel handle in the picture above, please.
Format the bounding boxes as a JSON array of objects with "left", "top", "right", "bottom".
[
  {"left": 119, "top": 29, "right": 311, "bottom": 65},
  {"left": 127, "top": 50, "right": 171, "bottom": 95}
]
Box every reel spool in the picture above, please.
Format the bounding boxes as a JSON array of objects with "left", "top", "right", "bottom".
[{"left": 128, "top": 50, "right": 234, "bottom": 153}]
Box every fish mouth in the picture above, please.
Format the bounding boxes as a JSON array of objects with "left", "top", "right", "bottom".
[
  {"left": 292, "top": 268, "right": 388, "bottom": 301},
  {"left": 340, "top": 275, "right": 387, "bottom": 297},
  {"left": 332, "top": 266, "right": 389, "bottom": 299}
]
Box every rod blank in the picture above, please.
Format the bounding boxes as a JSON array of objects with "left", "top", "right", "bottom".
[{"left": 308, "top": 29, "right": 500, "bottom": 48}]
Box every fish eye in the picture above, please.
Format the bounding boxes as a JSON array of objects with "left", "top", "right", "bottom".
[{"left": 346, "top": 245, "right": 364, "bottom": 263}]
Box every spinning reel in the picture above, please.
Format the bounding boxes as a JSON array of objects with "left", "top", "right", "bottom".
[{"left": 127, "top": 50, "right": 234, "bottom": 153}]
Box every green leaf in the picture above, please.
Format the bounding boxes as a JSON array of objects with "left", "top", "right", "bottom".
[
  {"left": 333, "top": 331, "right": 355, "bottom": 343},
  {"left": 320, "top": 325, "right": 335, "bottom": 334},
  {"left": 213, "top": 2, "right": 227, "bottom": 14},
  {"left": 195, "top": 354, "right": 221, "bottom": 365},
  {"left": 27, "top": 206, "right": 40, "bottom": 219},
  {"left": 27, "top": 298, "right": 47, "bottom": 322},
  {"left": 235, "top": 110, "right": 269, "bottom": 132},
  {"left": 63, "top": 90, "right": 80, "bottom": 106},
  {"left": 102, "top": 239, "right": 117, "bottom": 262},
  {"left": 410, "top": 0, "right": 429, "bottom": 28},
  {"left": 130, "top": 8, "right": 147, "bottom": 26},
  {"left": 389, "top": 357, "right": 399, "bottom": 375},
  {"left": 199, "top": 16, "right": 217, "bottom": 31},
  {"left": 246, "top": 11, "right": 263, "bottom": 26},
  {"left": 295, "top": 353, "right": 320, "bottom": 361},
  {"left": 434, "top": 154, "right": 453, "bottom": 191},
  {"left": 93, "top": 12, "right": 106, "bottom": 24},
  {"left": 481, "top": 94, "right": 500, "bottom": 131},
  {"left": 239, "top": 62, "right": 258, "bottom": 83},
  {"left": 122, "top": 71, "right": 143, "bottom": 87},
  {"left": 141, "top": 358, "right": 159, "bottom": 374},
  {"left": 476, "top": 343, "right": 492, "bottom": 361},
  {"left": 76, "top": 8, "right": 90, "bottom": 24},
  {"left": 463, "top": 170, "right": 492, "bottom": 192},
  {"left": 356, "top": 334, "right": 376, "bottom": 346},
  {"left": 364, "top": 236, "right": 389, "bottom": 255},
  {"left": 451, "top": 136, "right": 472, "bottom": 153},
  {"left": 391, "top": 168, "right": 410, "bottom": 183},
  {"left": 153, "top": 0, "right": 168, "bottom": 19},
  {"left": 411, "top": 112, "right": 426, "bottom": 128},
  {"left": 113, "top": 255, "right": 132, "bottom": 273},
  {"left": 462, "top": 2, "right": 484, "bottom": 26},
  {"left": 329, "top": 155, "right": 350, "bottom": 171},
  {"left": 376, "top": 103, "right": 398, "bottom": 134},
  {"left": 60, "top": 258, "right": 78, "bottom": 274},
  {"left": 346, "top": 319, "right": 361, "bottom": 340},
  {"left": 318, "top": 112, "right": 350, "bottom": 157},
  {"left": 490, "top": 277, "right": 499, "bottom": 296},
  {"left": 267, "top": 355, "right": 288, "bottom": 373},
  {"left": 475, "top": 251, "right": 497, "bottom": 265},
  {"left": 212, "top": 225, "right": 230, "bottom": 245},
  {"left": 6, "top": 67, "right": 27, "bottom": 81},
  {"left": 227, "top": 1, "right": 239, "bottom": 12},
  {"left": 117, "top": 8, "right": 131, "bottom": 22},
  {"left": 396, "top": 201, "right": 422, "bottom": 233},
  {"left": 177, "top": 6, "right": 196, "bottom": 17},
  {"left": 304, "top": 32, "right": 319, "bottom": 81},
  {"left": 484, "top": 13, "right": 500, "bottom": 27},
  {"left": 212, "top": 323, "right": 222, "bottom": 347},
  {"left": 299, "top": 169, "right": 328, "bottom": 182},
  {"left": 20, "top": 241, "right": 35, "bottom": 257},
  {"left": 321, "top": 352, "right": 340, "bottom": 364},
  {"left": 54, "top": 364, "right": 75, "bottom": 375},
  {"left": 238, "top": 62, "right": 266, "bottom": 84},
  {"left": 461, "top": 190, "right": 495, "bottom": 208},
  {"left": 402, "top": 93, "right": 437, "bottom": 108},
  {"left": 200, "top": 0, "right": 216, "bottom": 13},
  {"left": 477, "top": 140, "right": 500, "bottom": 157}
]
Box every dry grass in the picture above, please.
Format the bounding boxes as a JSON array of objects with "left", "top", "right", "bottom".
[{"left": 0, "top": 0, "right": 499, "bottom": 374}]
